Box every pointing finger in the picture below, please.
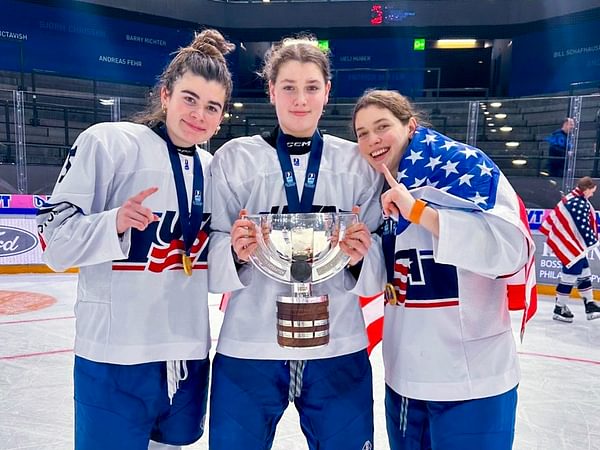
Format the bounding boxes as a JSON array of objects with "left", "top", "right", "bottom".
[
  {"left": 381, "top": 164, "right": 399, "bottom": 188},
  {"left": 130, "top": 187, "right": 159, "bottom": 204}
]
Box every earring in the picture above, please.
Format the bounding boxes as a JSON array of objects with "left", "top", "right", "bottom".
[
  {"left": 214, "top": 125, "right": 221, "bottom": 136},
  {"left": 162, "top": 105, "right": 167, "bottom": 115}
]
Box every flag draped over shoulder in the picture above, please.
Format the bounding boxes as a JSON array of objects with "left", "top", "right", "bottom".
[
  {"left": 505, "top": 196, "right": 538, "bottom": 339},
  {"left": 367, "top": 126, "right": 537, "bottom": 345},
  {"left": 539, "top": 187, "right": 598, "bottom": 268}
]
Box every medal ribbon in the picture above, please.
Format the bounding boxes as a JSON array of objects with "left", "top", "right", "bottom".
[
  {"left": 156, "top": 125, "right": 204, "bottom": 262},
  {"left": 381, "top": 171, "right": 413, "bottom": 302},
  {"left": 275, "top": 130, "right": 324, "bottom": 213}
]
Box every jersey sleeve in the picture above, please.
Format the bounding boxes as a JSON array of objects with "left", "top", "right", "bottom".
[
  {"left": 345, "top": 173, "right": 386, "bottom": 297},
  {"left": 207, "top": 146, "right": 247, "bottom": 293},
  {"left": 36, "top": 127, "right": 130, "bottom": 272},
  {"left": 434, "top": 208, "right": 528, "bottom": 279}
]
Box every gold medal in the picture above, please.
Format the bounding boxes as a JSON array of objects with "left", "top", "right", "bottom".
[
  {"left": 182, "top": 254, "right": 193, "bottom": 276},
  {"left": 384, "top": 283, "right": 398, "bottom": 305}
]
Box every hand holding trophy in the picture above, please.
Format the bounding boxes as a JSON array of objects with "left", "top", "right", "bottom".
[{"left": 243, "top": 212, "right": 358, "bottom": 348}]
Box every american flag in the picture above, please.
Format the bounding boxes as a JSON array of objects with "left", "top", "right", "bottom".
[
  {"left": 539, "top": 187, "right": 598, "bottom": 268},
  {"left": 364, "top": 126, "right": 537, "bottom": 346},
  {"left": 359, "top": 293, "right": 384, "bottom": 355},
  {"left": 396, "top": 126, "right": 501, "bottom": 221}
]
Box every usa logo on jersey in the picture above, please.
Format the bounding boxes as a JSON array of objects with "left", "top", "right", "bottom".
[{"left": 112, "top": 210, "right": 210, "bottom": 273}]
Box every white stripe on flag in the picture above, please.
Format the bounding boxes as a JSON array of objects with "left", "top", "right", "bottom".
[{"left": 362, "top": 293, "right": 384, "bottom": 326}]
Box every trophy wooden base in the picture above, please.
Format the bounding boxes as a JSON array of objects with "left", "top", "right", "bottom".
[{"left": 276, "top": 297, "right": 329, "bottom": 348}]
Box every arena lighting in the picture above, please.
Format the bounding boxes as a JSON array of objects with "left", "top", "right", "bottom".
[
  {"left": 494, "top": 113, "right": 507, "bottom": 119},
  {"left": 233, "top": 102, "right": 244, "bottom": 108},
  {"left": 317, "top": 40, "right": 329, "bottom": 52},
  {"left": 506, "top": 141, "right": 520, "bottom": 148},
  {"left": 490, "top": 129, "right": 497, "bottom": 133},
  {"left": 500, "top": 126, "right": 512, "bottom": 132},
  {"left": 490, "top": 102, "right": 502, "bottom": 108},
  {"left": 487, "top": 123, "right": 495, "bottom": 126},
  {"left": 483, "top": 111, "right": 490, "bottom": 115},
  {"left": 98, "top": 98, "right": 114, "bottom": 106},
  {"left": 413, "top": 38, "right": 425, "bottom": 51},
  {"left": 223, "top": 112, "right": 230, "bottom": 118},
  {"left": 486, "top": 117, "right": 492, "bottom": 121},
  {"left": 539, "top": 170, "right": 550, "bottom": 176},
  {"left": 435, "top": 39, "right": 478, "bottom": 49},
  {"left": 512, "top": 159, "right": 527, "bottom": 166}
]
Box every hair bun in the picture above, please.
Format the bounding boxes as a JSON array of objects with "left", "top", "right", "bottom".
[{"left": 191, "top": 29, "right": 235, "bottom": 61}]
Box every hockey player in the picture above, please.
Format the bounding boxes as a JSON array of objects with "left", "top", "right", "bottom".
[
  {"left": 540, "top": 176, "right": 600, "bottom": 322},
  {"left": 208, "top": 35, "right": 385, "bottom": 450},
  {"left": 353, "top": 90, "right": 532, "bottom": 450},
  {"left": 36, "top": 30, "right": 234, "bottom": 450}
]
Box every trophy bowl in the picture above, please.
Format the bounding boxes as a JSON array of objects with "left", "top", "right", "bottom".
[{"left": 244, "top": 212, "right": 358, "bottom": 348}]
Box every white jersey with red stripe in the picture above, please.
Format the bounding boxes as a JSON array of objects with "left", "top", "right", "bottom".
[
  {"left": 208, "top": 132, "right": 386, "bottom": 360},
  {"left": 36, "top": 121, "right": 213, "bottom": 364},
  {"left": 384, "top": 174, "right": 528, "bottom": 402}
]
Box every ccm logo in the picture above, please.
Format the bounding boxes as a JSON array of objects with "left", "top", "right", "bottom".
[
  {"left": 0, "top": 226, "right": 38, "bottom": 257},
  {"left": 287, "top": 141, "right": 311, "bottom": 147}
]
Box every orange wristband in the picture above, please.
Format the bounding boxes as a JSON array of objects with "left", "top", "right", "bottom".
[{"left": 408, "top": 199, "right": 427, "bottom": 224}]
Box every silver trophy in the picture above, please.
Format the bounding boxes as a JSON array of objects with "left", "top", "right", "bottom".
[{"left": 245, "top": 212, "right": 358, "bottom": 349}]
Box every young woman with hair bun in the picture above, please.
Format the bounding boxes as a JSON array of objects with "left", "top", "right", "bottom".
[{"left": 37, "top": 29, "right": 234, "bottom": 450}]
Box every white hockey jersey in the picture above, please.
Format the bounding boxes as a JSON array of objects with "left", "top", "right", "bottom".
[
  {"left": 37, "top": 122, "right": 213, "bottom": 365},
  {"left": 209, "top": 132, "right": 386, "bottom": 360},
  {"left": 383, "top": 126, "right": 529, "bottom": 401}
]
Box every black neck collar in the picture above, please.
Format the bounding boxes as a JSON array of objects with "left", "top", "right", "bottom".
[
  {"left": 262, "top": 126, "right": 316, "bottom": 155},
  {"left": 151, "top": 123, "right": 196, "bottom": 156}
]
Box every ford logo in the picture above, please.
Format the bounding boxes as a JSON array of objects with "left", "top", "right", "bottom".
[{"left": 0, "top": 226, "right": 39, "bottom": 257}]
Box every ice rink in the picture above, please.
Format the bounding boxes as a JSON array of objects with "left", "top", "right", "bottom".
[{"left": 1, "top": 273, "right": 600, "bottom": 450}]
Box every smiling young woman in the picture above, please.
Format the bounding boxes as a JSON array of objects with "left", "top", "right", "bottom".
[
  {"left": 208, "top": 35, "right": 385, "bottom": 450},
  {"left": 352, "top": 89, "right": 534, "bottom": 450},
  {"left": 37, "top": 29, "right": 234, "bottom": 450}
]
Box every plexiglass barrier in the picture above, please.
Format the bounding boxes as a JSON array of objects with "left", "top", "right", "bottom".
[{"left": 0, "top": 87, "right": 599, "bottom": 208}]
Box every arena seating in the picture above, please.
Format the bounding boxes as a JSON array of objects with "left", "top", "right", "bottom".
[{"left": 0, "top": 69, "right": 599, "bottom": 205}]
